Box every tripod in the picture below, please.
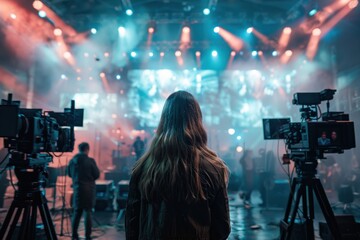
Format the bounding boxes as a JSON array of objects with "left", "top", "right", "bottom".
[
  {"left": 280, "top": 153, "right": 341, "bottom": 240},
  {"left": 0, "top": 157, "right": 57, "bottom": 240}
]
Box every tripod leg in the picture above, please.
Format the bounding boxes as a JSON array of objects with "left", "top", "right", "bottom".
[
  {"left": 304, "top": 184, "right": 314, "bottom": 240},
  {"left": 29, "top": 202, "right": 38, "bottom": 240},
  {"left": 313, "top": 178, "right": 341, "bottom": 240},
  {"left": 38, "top": 194, "right": 57, "bottom": 240},
  {"left": 19, "top": 204, "right": 31, "bottom": 239},
  {"left": 6, "top": 207, "right": 23, "bottom": 240},
  {"left": 0, "top": 202, "right": 17, "bottom": 237},
  {"left": 283, "top": 179, "right": 297, "bottom": 223}
]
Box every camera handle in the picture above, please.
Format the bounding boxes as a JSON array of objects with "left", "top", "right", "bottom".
[{"left": 279, "top": 153, "right": 341, "bottom": 240}]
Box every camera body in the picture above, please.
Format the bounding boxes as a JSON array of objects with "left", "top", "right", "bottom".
[
  {"left": 263, "top": 89, "right": 356, "bottom": 155},
  {"left": 0, "top": 94, "right": 83, "bottom": 154}
]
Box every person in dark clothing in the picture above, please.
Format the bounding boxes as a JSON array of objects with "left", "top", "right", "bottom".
[
  {"left": 239, "top": 149, "right": 255, "bottom": 207},
  {"left": 132, "top": 136, "right": 145, "bottom": 160},
  {"left": 68, "top": 142, "right": 100, "bottom": 240},
  {"left": 125, "top": 91, "right": 230, "bottom": 240}
]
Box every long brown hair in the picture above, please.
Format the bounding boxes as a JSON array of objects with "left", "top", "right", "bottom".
[{"left": 133, "top": 91, "right": 228, "bottom": 202}]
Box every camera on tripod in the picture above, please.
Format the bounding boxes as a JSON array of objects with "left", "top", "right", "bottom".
[
  {"left": 263, "top": 89, "right": 356, "bottom": 155},
  {"left": 0, "top": 93, "right": 84, "bottom": 156}
]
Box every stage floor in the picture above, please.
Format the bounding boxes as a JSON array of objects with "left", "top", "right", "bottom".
[{"left": 1, "top": 190, "right": 360, "bottom": 239}]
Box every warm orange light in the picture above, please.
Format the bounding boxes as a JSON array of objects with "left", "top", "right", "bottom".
[
  {"left": 148, "top": 27, "right": 154, "bottom": 33},
  {"left": 283, "top": 27, "right": 292, "bottom": 34},
  {"left": 217, "top": 27, "right": 244, "bottom": 51},
  {"left": 175, "top": 50, "right": 182, "bottom": 57},
  {"left": 258, "top": 51, "right": 263, "bottom": 56},
  {"left": 182, "top": 26, "right": 190, "bottom": 33},
  {"left": 285, "top": 50, "right": 293, "bottom": 56},
  {"left": 33, "top": 0, "right": 43, "bottom": 10},
  {"left": 312, "top": 28, "right": 321, "bottom": 36},
  {"left": 195, "top": 51, "right": 201, "bottom": 57},
  {"left": 349, "top": 0, "right": 359, "bottom": 8},
  {"left": 53, "top": 28, "right": 62, "bottom": 36}
]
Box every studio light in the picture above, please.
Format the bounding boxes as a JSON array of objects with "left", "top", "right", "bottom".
[
  {"left": 130, "top": 51, "right": 137, "bottom": 58},
  {"left": 126, "top": 9, "right": 133, "bottom": 16},
  {"left": 211, "top": 50, "right": 218, "bottom": 57},
  {"left": 91, "top": 28, "right": 97, "bottom": 34},
  {"left": 246, "top": 27, "right": 253, "bottom": 34},
  {"left": 203, "top": 8, "right": 210, "bottom": 15},
  {"left": 213, "top": 26, "right": 220, "bottom": 33},
  {"left": 38, "top": 10, "right": 46, "bottom": 18},
  {"left": 118, "top": 26, "right": 126, "bottom": 37}
]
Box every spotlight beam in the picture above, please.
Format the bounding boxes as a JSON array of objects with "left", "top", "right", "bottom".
[{"left": 217, "top": 27, "right": 244, "bottom": 51}]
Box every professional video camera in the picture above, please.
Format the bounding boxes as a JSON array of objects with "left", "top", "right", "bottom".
[
  {"left": 263, "top": 89, "right": 355, "bottom": 155},
  {"left": 262, "top": 89, "right": 356, "bottom": 240},
  {"left": 0, "top": 93, "right": 83, "bottom": 239},
  {"left": 0, "top": 93, "right": 83, "bottom": 156}
]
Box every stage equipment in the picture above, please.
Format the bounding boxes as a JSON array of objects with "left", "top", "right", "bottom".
[
  {"left": 95, "top": 180, "right": 115, "bottom": 211},
  {"left": 0, "top": 93, "right": 83, "bottom": 240},
  {"left": 116, "top": 180, "right": 129, "bottom": 228},
  {"left": 263, "top": 89, "right": 356, "bottom": 240}
]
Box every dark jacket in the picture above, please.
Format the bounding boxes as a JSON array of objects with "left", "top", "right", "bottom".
[
  {"left": 125, "top": 159, "right": 230, "bottom": 240},
  {"left": 68, "top": 153, "right": 100, "bottom": 209}
]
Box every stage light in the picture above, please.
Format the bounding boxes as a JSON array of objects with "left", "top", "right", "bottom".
[
  {"left": 148, "top": 51, "right": 154, "bottom": 57},
  {"left": 258, "top": 51, "right": 263, "bottom": 56},
  {"left": 33, "top": 0, "right": 43, "bottom": 10},
  {"left": 10, "top": 13, "right": 17, "bottom": 19},
  {"left": 104, "top": 52, "right": 110, "bottom": 57},
  {"left": 237, "top": 136, "right": 242, "bottom": 140},
  {"left": 283, "top": 27, "right": 292, "bottom": 34},
  {"left": 236, "top": 146, "right": 243, "bottom": 153},
  {"left": 211, "top": 50, "right": 218, "bottom": 57},
  {"left": 100, "top": 72, "right": 105, "bottom": 78},
  {"left": 84, "top": 52, "right": 89, "bottom": 57},
  {"left": 91, "top": 28, "right": 97, "bottom": 34},
  {"left": 118, "top": 26, "right": 126, "bottom": 37},
  {"left": 203, "top": 8, "right": 210, "bottom": 15},
  {"left": 38, "top": 10, "right": 46, "bottom": 18},
  {"left": 61, "top": 74, "right": 67, "bottom": 80},
  {"left": 126, "top": 9, "right": 133, "bottom": 16},
  {"left": 63, "top": 51, "right": 71, "bottom": 59},
  {"left": 148, "top": 27, "right": 155, "bottom": 33},
  {"left": 228, "top": 128, "right": 235, "bottom": 135},
  {"left": 182, "top": 26, "right": 190, "bottom": 33},
  {"left": 285, "top": 50, "right": 293, "bottom": 56},
  {"left": 231, "top": 51, "right": 236, "bottom": 57},
  {"left": 53, "top": 28, "right": 62, "bottom": 36},
  {"left": 272, "top": 50, "right": 278, "bottom": 56},
  {"left": 195, "top": 51, "right": 201, "bottom": 57},
  {"left": 116, "top": 75, "right": 121, "bottom": 80},
  {"left": 160, "top": 52, "right": 165, "bottom": 57},
  {"left": 312, "top": 28, "right": 321, "bottom": 36},
  {"left": 130, "top": 51, "right": 137, "bottom": 57},
  {"left": 349, "top": 0, "right": 358, "bottom": 9},
  {"left": 213, "top": 26, "right": 220, "bottom": 33},
  {"left": 246, "top": 27, "right": 253, "bottom": 34},
  {"left": 309, "top": 9, "right": 318, "bottom": 16},
  {"left": 175, "top": 50, "right": 182, "bottom": 57},
  {"left": 251, "top": 50, "right": 257, "bottom": 56}
]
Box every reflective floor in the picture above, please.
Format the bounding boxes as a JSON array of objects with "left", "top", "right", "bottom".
[{"left": 1, "top": 190, "right": 360, "bottom": 239}]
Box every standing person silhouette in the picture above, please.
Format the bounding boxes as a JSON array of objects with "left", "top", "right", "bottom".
[
  {"left": 68, "top": 142, "right": 100, "bottom": 240},
  {"left": 132, "top": 136, "right": 145, "bottom": 161},
  {"left": 125, "top": 91, "right": 230, "bottom": 240}
]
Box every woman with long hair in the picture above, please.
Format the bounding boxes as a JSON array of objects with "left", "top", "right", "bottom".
[{"left": 125, "top": 91, "right": 230, "bottom": 240}]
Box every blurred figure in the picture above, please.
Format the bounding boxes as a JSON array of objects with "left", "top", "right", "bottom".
[
  {"left": 132, "top": 136, "right": 145, "bottom": 161},
  {"left": 68, "top": 142, "right": 100, "bottom": 240},
  {"left": 239, "top": 149, "right": 255, "bottom": 207},
  {"left": 257, "top": 149, "right": 276, "bottom": 207},
  {"left": 318, "top": 131, "right": 330, "bottom": 146},
  {"left": 0, "top": 148, "right": 9, "bottom": 208},
  {"left": 125, "top": 91, "right": 230, "bottom": 240}
]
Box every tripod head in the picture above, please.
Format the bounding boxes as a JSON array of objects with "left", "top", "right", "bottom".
[{"left": 290, "top": 151, "right": 318, "bottom": 178}]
